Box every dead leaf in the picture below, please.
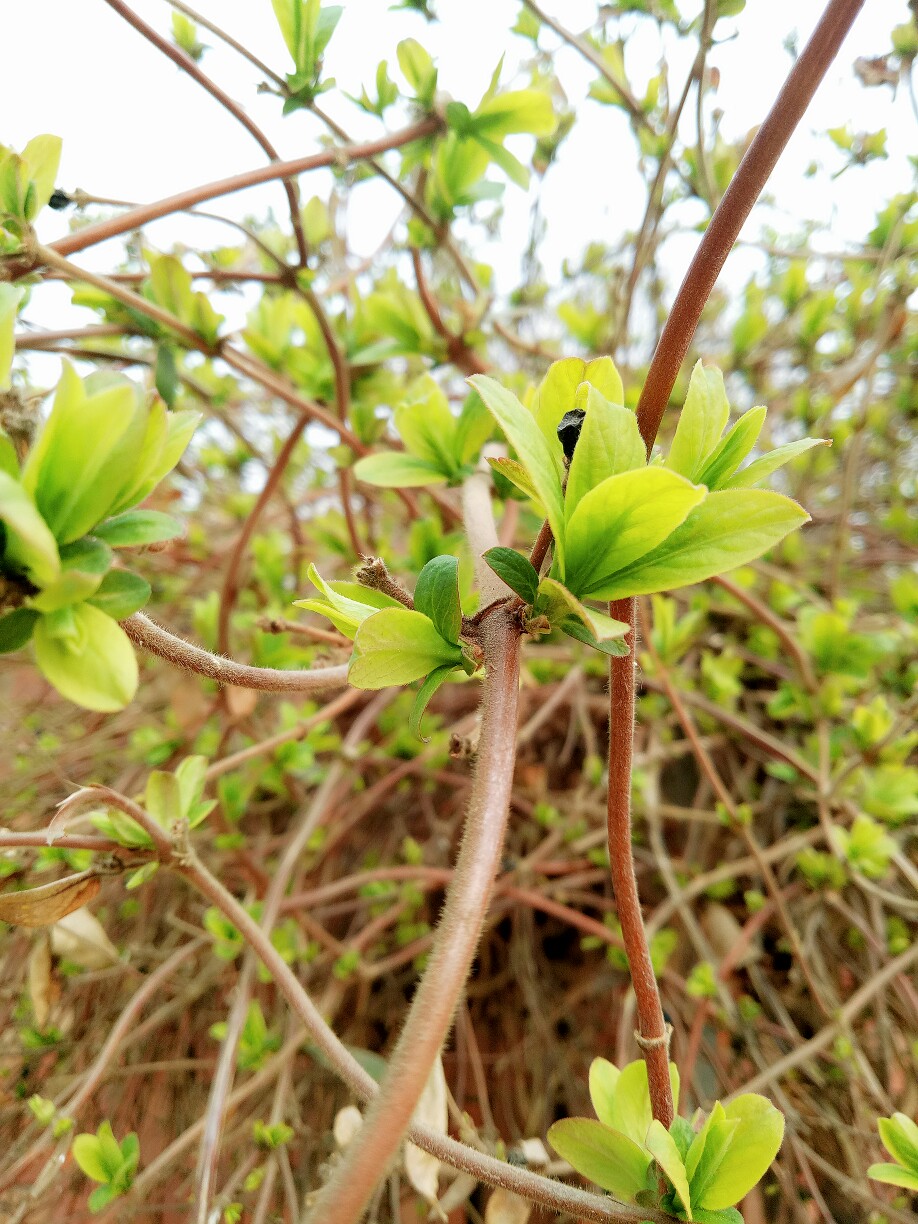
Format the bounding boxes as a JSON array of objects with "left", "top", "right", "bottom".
[
  {"left": 332, "top": 1104, "right": 363, "bottom": 1150},
  {"left": 28, "top": 935, "right": 57, "bottom": 1029},
  {"left": 51, "top": 907, "right": 120, "bottom": 969},
  {"left": 485, "top": 1188, "right": 533, "bottom": 1224},
  {"left": 0, "top": 872, "right": 101, "bottom": 927},
  {"left": 405, "top": 1055, "right": 448, "bottom": 1216}
]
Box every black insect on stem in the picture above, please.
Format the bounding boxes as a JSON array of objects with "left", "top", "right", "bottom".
[{"left": 557, "top": 408, "right": 586, "bottom": 462}]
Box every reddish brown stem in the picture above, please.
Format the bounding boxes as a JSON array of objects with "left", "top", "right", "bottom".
[
  {"left": 607, "top": 598, "right": 674, "bottom": 1128},
  {"left": 635, "top": 0, "right": 866, "bottom": 447}
]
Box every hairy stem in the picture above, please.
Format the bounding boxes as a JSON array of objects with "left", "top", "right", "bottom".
[{"left": 303, "top": 610, "right": 522, "bottom": 1224}]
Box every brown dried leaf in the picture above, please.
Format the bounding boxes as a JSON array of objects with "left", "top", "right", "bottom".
[
  {"left": 0, "top": 872, "right": 101, "bottom": 928},
  {"left": 51, "top": 907, "right": 120, "bottom": 969}
]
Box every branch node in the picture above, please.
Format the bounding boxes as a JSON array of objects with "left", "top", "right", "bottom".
[{"left": 634, "top": 1023, "right": 673, "bottom": 1053}]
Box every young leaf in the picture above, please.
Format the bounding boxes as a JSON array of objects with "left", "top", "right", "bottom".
[
  {"left": 646, "top": 1120, "right": 692, "bottom": 1219},
  {"left": 665, "top": 361, "right": 731, "bottom": 481},
  {"left": 0, "top": 871, "right": 102, "bottom": 927},
  {"left": 565, "top": 387, "right": 647, "bottom": 521},
  {"left": 564, "top": 467, "right": 706, "bottom": 599},
  {"left": 352, "top": 452, "right": 448, "bottom": 488},
  {"left": 0, "top": 283, "right": 25, "bottom": 392},
  {"left": 293, "top": 563, "right": 392, "bottom": 639},
  {"left": 483, "top": 547, "right": 539, "bottom": 604},
  {"left": 593, "top": 490, "right": 809, "bottom": 600},
  {"left": 395, "top": 383, "right": 458, "bottom": 472},
  {"left": 723, "top": 437, "right": 827, "bottom": 488},
  {"left": 486, "top": 456, "right": 540, "bottom": 501},
  {"left": 532, "top": 358, "right": 625, "bottom": 475},
  {"left": 692, "top": 1095, "right": 784, "bottom": 1210},
  {"left": 454, "top": 393, "right": 493, "bottom": 465},
  {"left": 349, "top": 608, "right": 463, "bottom": 689},
  {"left": 588, "top": 1058, "right": 622, "bottom": 1128},
  {"left": 414, "top": 555, "right": 462, "bottom": 644},
  {"left": 470, "top": 374, "right": 566, "bottom": 567},
  {"left": 546, "top": 1118, "right": 651, "bottom": 1200},
  {"left": 0, "top": 608, "right": 39, "bottom": 653},
  {"left": 607, "top": 1059, "right": 680, "bottom": 1148},
  {"left": 696, "top": 406, "right": 767, "bottom": 489},
  {"left": 562, "top": 618, "right": 630, "bottom": 656},
  {"left": 86, "top": 570, "right": 152, "bottom": 620},
  {"left": 29, "top": 537, "right": 113, "bottom": 613},
  {"left": 867, "top": 1163, "right": 918, "bottom": 1191},
  {"left": 33, "top": 603, "right": 139, "bottom": 712},
  {"left": 877, "top": 1113, "right": 918, "bottom": 1171},
  {"left": 93, "top": 510, "right": 183, "bottom": 548},
  {"left": 0, "top": 470, "right": 60, "bottom": 588},
  {"left": 410, "top": 665, "right": 457, "bottom": 741}
]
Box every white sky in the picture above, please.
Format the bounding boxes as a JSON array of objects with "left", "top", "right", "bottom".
[{"left": 2, "top": 1, "right": 915, "bottom": 339}]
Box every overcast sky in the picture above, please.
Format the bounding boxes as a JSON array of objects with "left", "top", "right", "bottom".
[{"left": 3, "top": 1, "right": 914, "bottom": 339}]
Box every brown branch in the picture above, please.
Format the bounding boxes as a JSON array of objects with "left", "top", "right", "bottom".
[
  {"left": 49, "top": 118, "right": 441, "bottom": 258},
  {"left": 122, "top": 612, "right": 350, "bottom": 692}
]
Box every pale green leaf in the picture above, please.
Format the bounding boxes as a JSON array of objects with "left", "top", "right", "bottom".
[
  {"left": 29, "top": 537, "right": 112, "bottom": 613},
  {"left": 647, "top": 1120, "right": 692, "bottom": 1219},
  {"left": 723, "top": 438, "right": 827, "bottom": 488},
  {"left": 21, "top": 134, "right": 62, "bottom": 217},
  {"left": 532, "top": 357, "right": 625, "bottom": 475},
  {"left": 588, "top": 1057, "right": 621, "bottom": 1127},
  {"left": 33, "top": 603, "right": 138, "bottom": 711},
  {"left": 878, "top": 1113, "right": 918, "bottom": 1171},
  {"left": 72, "top": 1135, "right": 109, "bottom": 1184},
  {"left": 486, "top": 456, "right": 539, "bottom": 501},
  {"left": 93, "top": 510, "right": 183, "bottom": 548},
  {"left": 564, "top": 467, "right": 706, "bottom": 599},
  {"left": 349, "top": 608, "right": 463, "bottom": 689},
  {"left": 469, "top": 374, "right": 565, "bottom": 568},
  {"left": 696, "top": 406, "right": 767, "bottom": 489},
  {"left": 547, "top": 1118, "right": 651, "bottom": 1200},
  {"left": 352, "top": 452, "right": 448, "bottom": 488},
  {"left": 473, "top": 89, "right": 556, "bottom": 140},
  {"left": 146, "top": 771, "right": 182, "bottom": 829},
  {"left": 0, "top": 470, "right": 60, "bottom": 588},
  {"left": 566, "top": 388, "right": 647, "bottom": 521},
  {"left": 410, "top": 665, "right": 457, "bottom": 741},
  {"left": 0, "top": 283, "right": 25, "bottom": 392},
  {"left": 665, "top": 361, "right": 731, "bottom": 481},
  {"left": 395, "top": 384, "right": 457, "bottom": 472},
  {"left": 594, "top": 490, "right": 809, "bottom": 600},
  {"left": 608, "top": 1059, "right": 680, "bottom": 1148},
  {"left": 694, "top": 1095, "right": 784, "bottom": 1210},
  {"left": 454, "top": 394, "right": 493, "bottom": 464},
  {"left": 293, "top": 563, "right": 385, "bottom": 639},
  {"left": 868, "top": 1163, "right": 918, "bottom": 1191},
  {"left": 536, "top": 578, "right": 629, "bottom": 645}
]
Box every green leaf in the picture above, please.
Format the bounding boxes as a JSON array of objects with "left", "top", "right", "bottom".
[
  {"left": 472, "top": 88, "right": 556, "bottom": 140},
  {"left": 0, "top": 470, "right": 60, "bottom": 587},
  {"left": 293, "top": 563, "right": 387, "bottom": 639},
  {"left": 647, "top": 1120, "right": 692, "bottom": 1219},
  {"left": 454, "top": 393, "right": 493, "bottom": 464},
  {"left": 469, "top": 374, "right": 566, "bottom": 568},
  {"left": 692, "top": 1095, "right": 784, "bottom": 1210},
  {"left": 0, "top": 427, "right": 18, "bottom": 478},
  {"left": 723, "top": 438, "right": 827, "bottom": 488},
  {"left": 349, "top": 608, "right": 464, "bottom": 689},
  {"left": 594, "top": 490, "right": 809, "bottom": 600},
  {"left": 878, "top": 1113, "right": 918, "bottom": 1171},
  {"left": 21, "top": 135, "right": 62, "bottom": 218},
  {"left": 154, "top": 345, "right": 179, "bottom": 407},
  {"left": 410, "top": 665, "right": 457, "bottom": 741},
  {"left": 533, "top": 357, "right": 625, "bottom": 476},
  {"left": 608, "top": 1059, "right": 680, "bottom": 1148},
  {"left": 565, "top": 387, "right": 647, "bottom": 521},
  {"left": 486, "top": 456, "right": 539, "bottom": 501},
  {"left": 86, "top": 570, "right": 151, "bottom": 620},
  {"left": 394, "top": 383, "right": 458, "bottom": 472},
  {"left": 696, "top": 406, "right": 767, "bottom": 489},
  {"left": 0, "top": 283, "right": 25, "bottom": 392},
  {"left": 109, "top": 406, "right": 200, "bottom": 515},
  {"left": 685, "top": 1103, "right": 737, "bottom": 1198},
  {"left": 397, "top": 38, "right": 438, "bottom": 104},
  {"left": 93, "top": 510, "right": 183, "bottom": 548},
  {"left": 868, "top": 1163, "right": 918, "bottom": 1191},
  {"left": 352, "top": 452, "right": 448, "bottom": 488},
  {"left": 562, "top": 617, "right": 630, "bottom": 656},
  {"left": 29, "top": 537, "right": 113, "bottom": 612},
  {"left": 547, "top": 1118, "right": 651, "bottom": 1200},
  {"left": 414, "top": 555, "right": 462, "bottom": 644},
  {"left": 588, "top": 1058, "right": 621, "bottom": 1127},
  {"left": 146, "top": 771, "right": 182, "bottom": 829},
  {"left": 665, "top": 361, "right": 731, "bottom": 481},
  {"left": 0, "top": 608, "right": 39, "bottom": 653},
  {"left": 691, "top": 1210, "right": 744, "bottom": 1224},
  {"left": 33, "top": 603, "right": 138, "bottom": 711},
  {"left": 72, "top": 1135, "right": 109, "bottom": 1184},
  {"left": 564, "top": 467, "right": 706, "bottom": 599},
  {"left": 473, "top": 134, "right": 530, "bottom": 189},
  {"left": 483, "top": 547, "right": 539, "bottom": 603}
]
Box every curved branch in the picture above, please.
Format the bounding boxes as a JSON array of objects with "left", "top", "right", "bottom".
[
  {"left": 50, "top": 118, "right": 440, "bottom": 258},
  {"left": 100, "top": 0, "right": 308, "bottom": 263},
  {"left": 304, "top": 609, "right": 522, "bottom": 1223},
  {"left": 122, "top": 612, "right": 349, "bottom": 692}
]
